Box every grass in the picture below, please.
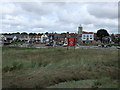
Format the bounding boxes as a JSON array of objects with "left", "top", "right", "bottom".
[
  {"left": 48, "top": 77, "right": 118, "bottom": 88},
  {"left": 2, "top": 46, "right": 119, "bottom": 88}
]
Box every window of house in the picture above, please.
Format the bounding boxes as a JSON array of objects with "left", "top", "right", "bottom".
[
  {"left": 83, "top": 35, "right": 86, "bottom": 39},
  {"left": 90, "top": 35, "right": 92, "bottom": 39}
]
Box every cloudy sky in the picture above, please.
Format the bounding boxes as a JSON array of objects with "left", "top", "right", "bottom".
[{"left": 0, "top": 1, "right": 118, "bottom": 34}]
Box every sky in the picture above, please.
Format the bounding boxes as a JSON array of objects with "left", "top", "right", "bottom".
[{"left": 0, "top": 1, "right": 119, "bottom": 34}]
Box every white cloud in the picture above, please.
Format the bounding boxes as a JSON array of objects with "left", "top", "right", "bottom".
[
  {"left": 0, "top": 2, "right": 118, "bottom": 34},
  {"left": 0, "top": 3, "right": 15, "bottom": 14}
]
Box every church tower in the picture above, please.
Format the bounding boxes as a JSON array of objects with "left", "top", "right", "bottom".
[
  {"left": 78, "top": 24, "right": 83, "bottom": 35},
  {"left": 77, "top": 24, "right": 83, "bottom": 45}
]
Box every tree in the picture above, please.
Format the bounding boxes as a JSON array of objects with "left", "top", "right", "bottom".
[
  {"left": 96, "top": 29, "right": 109, "bottom": 41},
  {"left": 21, "top": 32, "right": 28, "bottom": 35},
  {"left": 38, "top": 33, "right": 42, "bottom": 35},
  {"left": 13, "top": 32, "right": 20, "bottom": 36},
  {"left": 45, "top": 32, "right": 48, "bottom": 35},
  {"left": 29, "top": 33, "right": 33, "bottom": 36},
  {"left": 33, "top": 33, "right": 37, "bottom": 35},
  {"left": 16, "top": 32, "right": 20, "bottom": 34}
]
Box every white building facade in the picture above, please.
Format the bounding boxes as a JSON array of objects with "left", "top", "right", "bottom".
[{"left": 82, "top": 33, "right": 94, "bottom": 41}]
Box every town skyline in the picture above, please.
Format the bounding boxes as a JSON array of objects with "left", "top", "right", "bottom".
[{"left": 1, "top": 28, "right": 118, "bottom": 35}]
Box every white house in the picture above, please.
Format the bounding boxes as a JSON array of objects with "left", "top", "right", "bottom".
[
  {"left": 0, "top": 35, "right": 6, "bottom": 41},
  {"left": 40, "top": 34, "right": 49, "bottom": 43},
  {"left": 82, "top": 32, "right": 94, "bottom": 41},
  {"left": 13, "top": 36, "right": 17, "bottom": 41}
]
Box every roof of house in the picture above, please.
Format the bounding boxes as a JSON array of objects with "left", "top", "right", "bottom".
[
  {"left": 15, "top": 34, "right": 22, "bottom": 38},
  {"left": 54, "top": 34, "right": 66, "bottom": 38},
  {"left": 30, "top": 35, "right": 41, "bottom": 38},
  {"left": 4, "top": 35, "right": 14, "bottom": 39},
  {"left": 82, "top": 32, "right": 94, "bottom": 34},
  {"left": 69, "top": 33, "right": 78, "bottom": 36}
]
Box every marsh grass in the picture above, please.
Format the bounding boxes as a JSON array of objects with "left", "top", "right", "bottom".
[{"left": 2, "top": 46, "right": 119, "bottom": 88}]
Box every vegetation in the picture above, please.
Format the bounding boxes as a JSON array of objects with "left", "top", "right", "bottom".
[
  {"left": 2, "top": 46, "right": 119, "bottom": 88},
  {"left": 97, "top": 29, "right": 109, "bottom": 41}
]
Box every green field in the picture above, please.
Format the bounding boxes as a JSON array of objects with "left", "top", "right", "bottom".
[{"left": 2, "top": 46, "right": 119, "bottom": 88}]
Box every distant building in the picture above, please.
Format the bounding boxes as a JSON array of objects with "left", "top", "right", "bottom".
[
  {"left": 81, "top": 32, "right": 94, "bottom": 44},
  {"left": 54, "top": 34, "right": 66, "bottom": 45},
  {"left": 112, "top": 34, "right": 120, "bottom": 44},
  {"left": 29, "top": 35, "right": 41, "bottom": 43},
  {"left": 40, "top": 34, "right": 49, "bottom": 43},
  {"left": 94, "top": 33, "right": 98, "bottom": 41},
  {"left": 82, "top": 32, "right": 94, "bottom": 41},
  {"left": 77, "top": 24, "right": 95, "bottom": 44},
  {"left": 0, "top": 35, "right": 6, "bottom": 44},
  {"left": 3, "top": 35, "right": 14, "bottom": 43}
]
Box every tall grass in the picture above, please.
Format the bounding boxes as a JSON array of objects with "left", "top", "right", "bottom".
[{"left": 2, "top": 46, "right": 119, "bottom": 88}]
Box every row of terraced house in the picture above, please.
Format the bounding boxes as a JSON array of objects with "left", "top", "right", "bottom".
[{"left": 0, "top": 26, "right": 120, "bottom": 46}]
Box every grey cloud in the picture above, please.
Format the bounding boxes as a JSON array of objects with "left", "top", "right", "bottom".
[
  {"left": 17, "top": 2, "right": 59, "bottom": 16},
  {"left": 87, "top": 2, "right": 118, "bottom": 19}
]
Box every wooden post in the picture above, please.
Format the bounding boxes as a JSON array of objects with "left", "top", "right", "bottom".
[
  {"left": 67, "top": 45, "right": 69, "bottom": 50},
  {"left": 67, "top": 37, "right": 69, "bottom": 50},
  {"left": 74, "top": 38, "right": 76, "bottom": 51}
]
